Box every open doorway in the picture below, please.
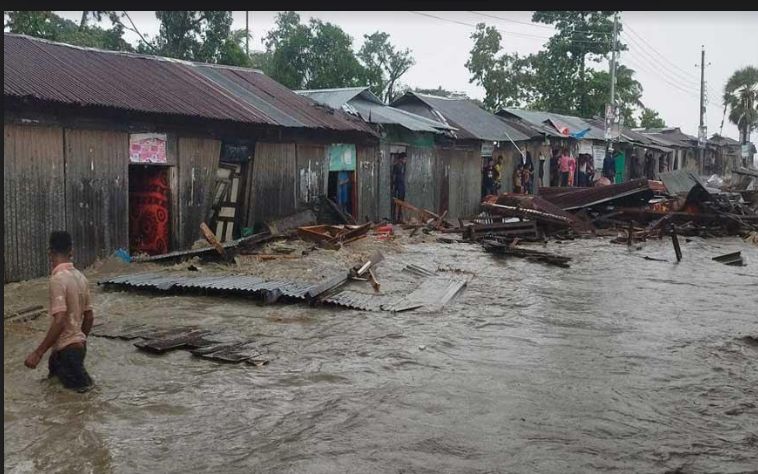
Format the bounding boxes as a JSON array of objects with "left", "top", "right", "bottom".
[
  {"left": 389, "top": 145, "right": 407, "bottom": 223},
  {"left": 327, "top": 144, "right": 357, "bottom": 218},
  {"left": 327, "top": 170, "right": 355, "bottom": 216},
  {"left": 129, "top": 165, "right": 170, "bottom": 256}
]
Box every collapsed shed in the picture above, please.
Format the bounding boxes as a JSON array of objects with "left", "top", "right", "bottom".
[{"left": 3, "top": 34, "right": 378, "bottom": 282}]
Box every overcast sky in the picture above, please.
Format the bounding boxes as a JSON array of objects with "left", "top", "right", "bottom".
[{"left": 55, "top": 11, "right": 758, "bottom": 140}]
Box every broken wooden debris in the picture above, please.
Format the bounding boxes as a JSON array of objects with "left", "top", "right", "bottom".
[
  {"left": 297, "top": 223, "right": 371, "bottom": 250},
  {"left": 200, "top": 222, "right": 226, "bottom": 257},
  {"left": 265, "top": 209, "right": 318, "bottom": 236},
  {"left": 481, "top": 239, "right": 571, "bottom": 268},
  {"left": 350, "top": 252, "right": 384, "bottom": 292},
  {"left": 393, "top": 198, "right": 452, "bottom": 230},
  {"left": 4, "top": 305, "right": 45, "bottom": 322},
  {"left": 712, "top": 251, "right": 745, "bottom": 266},
  {"left": 671, "top": 229, "right": 683, "bottom": 262},
  {"left": 462, "top": 220, "right": 539, "bottom": 242}
]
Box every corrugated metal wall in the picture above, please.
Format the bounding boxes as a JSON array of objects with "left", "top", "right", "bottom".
[
  {"left": 443, "top": 146, "right": 481, "bottom": 220},
  {"left": 357, "top": 145, "right": 380, "bottom": 222},
  {"left": 295, "top": 144, "right": 327, "bottom": 208},
  {"left": 64, "top": 129, "right": 129, "bottom": 270},
  {"left": 405, "top": 146, "right": 437, "bottom": 213},
  {"left": 177, "top": 137, "right": 221, "bottom": 248},
  {"left": 377, "top": 143, "right": 392, "bottom": 220},
  {"left": 247, "top": 142, "right": 297, "bottom": 226},
  {"left": 4, "top": 123, "right": 222, "bottom": 282},
  {"left": 3, "top": 124, "right": 66, "bottom": 282},
  {"left": 461, "top": 148, "right": 482, "bottom": 218}
]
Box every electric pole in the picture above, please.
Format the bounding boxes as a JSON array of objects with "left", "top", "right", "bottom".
[
  {"left": 698, "top": 46, "right": 706, "bottom": 143},
  {"left": 606, "top": 12, "right": 619, "bottom": 154},
  {"left": 245, "top": 11, "right": 250, "bottom": 55},
  {"left": 696, "top": 45, "right": 709, "bottom": 173}
]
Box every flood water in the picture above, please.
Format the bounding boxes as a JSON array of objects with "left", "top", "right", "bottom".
[{"left": 4, "top": 236, "right": 758, "bottom": 473}]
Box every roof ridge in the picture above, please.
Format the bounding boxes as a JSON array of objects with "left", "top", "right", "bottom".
[
  {"left": 296, "top": 86, "right": 370, "bottom": 93},
  {"left": 4, "top": 33, "right": 265, "bottom": 74}
]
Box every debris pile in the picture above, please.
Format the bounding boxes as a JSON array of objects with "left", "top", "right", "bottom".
[{"left": 91, "top": 322, "right": 269, "bottom": 366}]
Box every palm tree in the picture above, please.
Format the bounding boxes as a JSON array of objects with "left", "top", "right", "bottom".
[{"left": 723, "top": 66, "right": 758, "bottom": 146}]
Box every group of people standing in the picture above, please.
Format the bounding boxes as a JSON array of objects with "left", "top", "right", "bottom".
[
  {"left": 482, "top": 150, "right": 543, "bottom": 197},
  {"left": 549, "top": 148, "right": 596, "bottom": 188}
]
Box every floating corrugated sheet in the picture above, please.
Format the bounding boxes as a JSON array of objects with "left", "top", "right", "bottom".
[
  {"left": 98, "top": 271, "right": 370, "bottom": 307},
  {"left": 386, "top": 276, "right": 468, "bottom": 312},
  {"left": 4, "top": 34, "right": 375, "bottom": 135}
]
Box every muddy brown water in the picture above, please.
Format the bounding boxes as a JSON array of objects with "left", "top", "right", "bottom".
[{"left": 4, "top": 236, "right": 758, "bottom": 473}]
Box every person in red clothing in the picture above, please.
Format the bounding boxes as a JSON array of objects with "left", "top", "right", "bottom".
[
  {"left": 25, "top": 231, "right": 95, "bottom": 393},
  {"left": 558, "top": 148, "right": 571, "bottom": 186}
]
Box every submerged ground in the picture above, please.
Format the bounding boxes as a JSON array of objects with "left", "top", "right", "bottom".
[{"left": 4, "top": 233, "right": 758, "bottom": 473}]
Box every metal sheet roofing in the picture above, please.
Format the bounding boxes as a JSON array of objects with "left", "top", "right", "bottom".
[
  {"left": 297, "top": 87, "right": 454, "bottom": 133},
  {"left": 500, "top": 108, "right": 607, "bottom": 141},
  {"left": 539, "top": 179, "right": 658, "bottom": 210},
  {"left": 296, "top": 87, "right": 380, "bottom": 109},
  {"left": 4, "top": 34, "right": 375, "bottom": 134},
  {"left": 392, "top": 92, "right": 530, "bottom": 142}
]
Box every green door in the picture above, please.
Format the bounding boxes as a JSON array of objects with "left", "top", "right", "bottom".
[{"left": 614, "top": 152, "right": 625, "bottom": 184}]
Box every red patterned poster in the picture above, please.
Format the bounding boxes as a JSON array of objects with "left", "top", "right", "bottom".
[{"left": 129, "top": 133, "right": 167, "bottom": 164}]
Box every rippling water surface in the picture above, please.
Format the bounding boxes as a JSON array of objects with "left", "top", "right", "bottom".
[{"left": 4, "top": 237, "right": 758, "bottom": 473}]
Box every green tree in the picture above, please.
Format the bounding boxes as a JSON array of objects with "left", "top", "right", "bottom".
[
  {"left": 261, "top": 12, "right": 366, "bottom": 90},
  {"left": 584, "top": 65, "right": 643, "bottom": 126},
  {"left": 465, "top": 12, "right": 643, "bottom": 120},
  {"left": 306, "top": 19, "right": 365, "bottom": 89},
  {"left": 140, "top": 11, "right": 239, "bottom": 64},
  {"left": 532, "top": 11, "right": 623, "bottom": 118},
  {"left": 465, "top": 24, "right": 524, "bottom": 111},
  {"left": 723, "top": 66, "right": 758, "bottom": 145},
  {"left": 639, "top": 107, "right": 667, "bottom": 129},
  {"left": 5, "top": 10, "right": 132, "bottom": 51},
  {"left": 358, "top": 32, "right": 415, "bottom": 102},
  {"left": 262, "top": 12, "right": 312, "bottom": 88}
]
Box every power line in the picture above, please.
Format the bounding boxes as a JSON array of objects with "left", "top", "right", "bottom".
[
  {"left": 621, "top": 23, "right": 700, "bottom": 82},
  {"left": 409, "top": 11, "right": 610, "bottom": 46},
  {"left": 468, "top": 11, "right": 613, "bottom": 37},
  {"left": 620, "top": 31, "right": 700, "bottom": 88},
  {"left": 623, "top": 52, "right": 708, "bottom": 103}
]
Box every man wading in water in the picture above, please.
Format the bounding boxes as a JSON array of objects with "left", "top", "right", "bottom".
[{"left": 24, "top": 231, "right": 95, "bottom": 393}]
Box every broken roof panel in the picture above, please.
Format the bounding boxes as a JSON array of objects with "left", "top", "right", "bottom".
[
  {"left": 392, "top": 92, "right": 530, "bottom": 142},
  {"left": 539, "top": 179, "right": 659, "bottom": 211},
  {"left": 500, "top": 108, "right": 607, "bottom": 141},
  {"left": 296, "top": 87, "right": 382, "bottom": 109},
  {"left": 298, "top": 87, "right": 454, "bottom": 134},
  {"left": 3, "top": 34, "right": 375, "bottom": 134}
]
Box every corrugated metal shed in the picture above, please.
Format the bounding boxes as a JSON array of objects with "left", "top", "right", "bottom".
[
  {"left": 297, "top": 87, "right": 454, "bottom": 134},
  {"left": 4, "top": 34, "right": 375, "bottom": 135},
  {"left": 501, "top": 108, "right": 606, "bottom": 141},
  {"left": 392, "top": 92, "right": 530, "bottom": 142}
]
